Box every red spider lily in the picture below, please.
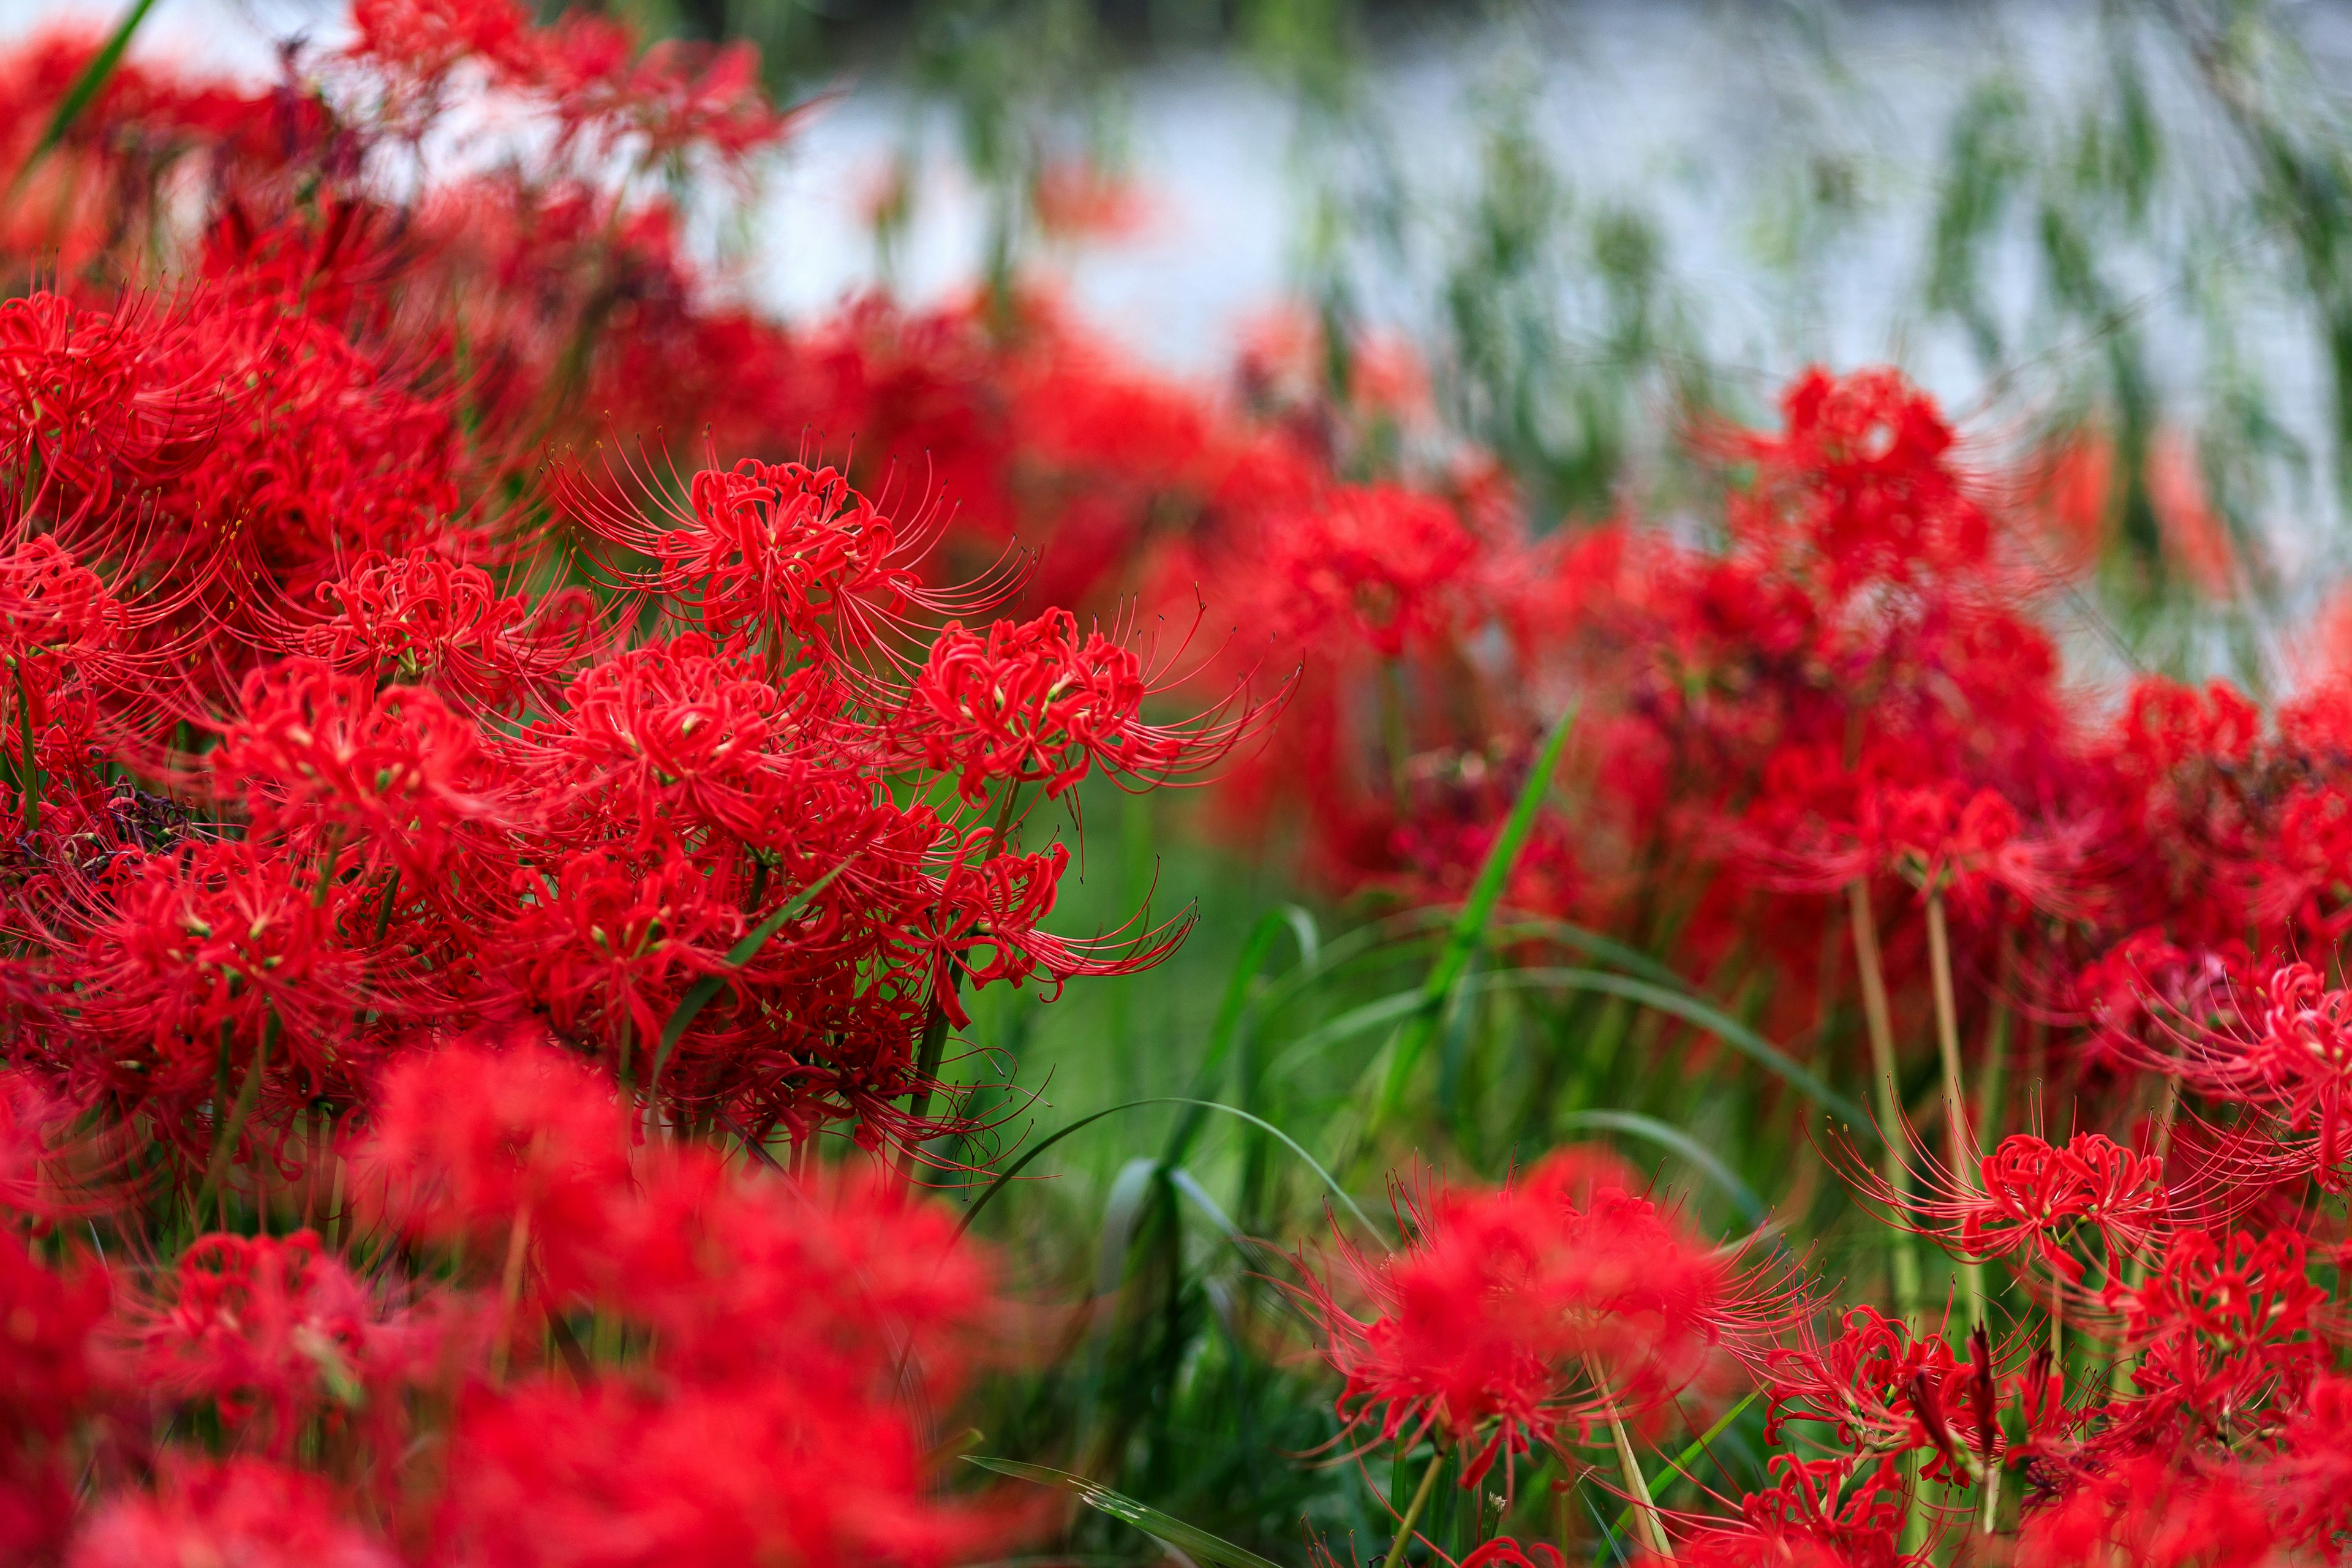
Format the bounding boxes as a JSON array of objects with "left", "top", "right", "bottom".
[
  {"left": 1740, "top": 763, "right": 2089, "bottom": 925},
  {"left": 1716, "top": 364, "right": 1992, "bottom": 598},
  {"left": 566, "top": 454, "right": 1013, "bottom": 668},
  {"left": 44, "top": 838, "right": 404, "bottom": 1163},
  {"left": 125, "top": 1229, "right": 437, "bottom": 1457},
  {"left": 1297, "top": 1150, "right": 1796, "bottom": 1492},
  {"left": 367, "top": 1042, "right": 1016, "bottom": 1568},
  {"left": 1254, "top": 483, "right": 1482, "bottom": 659},
  {"left": 1676, "top": 1453, "right": 1907, "bottom": 1568},
  {"left": 2143, "top": 960, "right": 2352, "bottom": 1185},
  {"left": 0, "top": 292, "right": 227, "bottom": 532},
  {"left": 514, "top": 636, "right": 899, "bottom": 851},
  {"left": 0, "top": 537, "right": 126, "bottom": 670},
  {"left": 2103, "top": 1227, "right": 2328, "bottom": 1445},
  {"left": 295, "top": 547, "right": 598, "bottom": 711},
  {"left": 0, "top": 1227, "right": 106, "bottom": 1559},
  {"left": 2014, "top": 1453, "right": 2277, "bottom": 1568},
  {"left": 441, "top": 1374, "right": 1016, "bottom": 1568},
  {"left": 1763, "top": 1305, "right": 1985, "bottom": 1476},
  {"left": 1962, "top": 1133, "right": 2169, "bottom": 1281},
  {"left": 913, "top": 607, "right": 1231, "bottom": 805},
  {"left": 67, "top": 1458, "right": 396, "bottom": 1568},
  {"left": 215, "top": 659, "right": 503, "bottom": 884},
  {"left": 361, "top": 1036, "right": 631, "bottom": 1261},
  {"left": 1826, "top": 1123, "right": 2171, "bottom": 1298}
]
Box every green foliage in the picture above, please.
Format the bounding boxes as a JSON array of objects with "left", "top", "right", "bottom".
[{"left": 932, "top": 778, "right": 1920, "bottom": 1562}]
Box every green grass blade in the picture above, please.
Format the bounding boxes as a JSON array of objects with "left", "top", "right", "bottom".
[
  {"left": 1487, "top": 914, "right": 1683, "bottom": 987},
  {"left": 1473, "top": 968, "right": 1871, "bottom": 1135},
  {"left": 1094, "top": 1157, "right": 1163, "bottom": 1297},
  {"left": 957, "top": 1096, "right": 1381, "bottom": 1239},
  {"left": 1165, "top": 905, "right": 1317, "bottom": 1164},
  {"left": 967, "top": 1457, "right": 1287, "bottom": 1568},
  {"left": 1607, "top": 1392, "right": 1757, "bottom": 1544},
  {"left": 1557, "top": 1109, "right": 1765, "bottom": 1225},
  {"left": 1263, "top": 991, "right": 1428, "bottom": 1080},
  {"left": 1266, "top": 963, "right": 1864, "bottom": 1138},
  {"left": 650, "top": 857, "right": 851, "bottom": 1097},
  {"left": 1376, "top": 701, "right": 1578, "bottom": 1123},
  {"left": 16, "top": 0, "right": 156, "bottom": 186}
]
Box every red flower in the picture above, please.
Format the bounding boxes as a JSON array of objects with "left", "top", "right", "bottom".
[
  {"left": 362, "top": 1036, "right": 630, "bottom": 1264},
  {"left": 914, "top": 608, "right": 1188, "bottom": 805},
  {"left": 1257, "top": 484, "right": 1480, "bottom": 659},
  {"left": 216, "top": 658, "right": 500, "bottom": 884},
  {"left": 1678, "top": 1453, "right": 1905, "bottom": 1568},
  {"left": 67, "top": 1458, "right": 395, "bottom": 1568},
  {"left": 2105, "top": 1227, "right": 2326, "bottom": 1444},
  {"left": 1299, "top": 1150, "right": 1791, "bottom": 1490},
  {"left": 2015, "top": 1454, "right": 2275, "bottom": 1568},
  {"left": 300, "top": 546, "right": 597, "bottom": 711},
  {"left": 1961, "top": 1133, "right": 2169, "bottom": 1281},
  {"left": 128, "top": 1229, "right": 432, "bottom": 1456},
  {"left": 0, "top": 1227, "right": 105, "bottom": 1559}
]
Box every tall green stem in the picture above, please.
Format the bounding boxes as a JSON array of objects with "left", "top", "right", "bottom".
[
  {"left": 1588, "top": 1357, "right": 1671, "bottom": 1562},
  {"left": 1381, "top": 1449, "right": 1444, "bottom": 1568},
  {"left": 1924, "top": 892, "right": 1983, "bottom": 1329},
  {"left": 1848, "top": 880, "right": 1920, "bottom": 1324}
]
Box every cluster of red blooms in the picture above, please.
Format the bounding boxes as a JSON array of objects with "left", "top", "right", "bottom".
[
  {"left": 0, "top": 6, "right": 1284, "bottom": 1562},
  {"left": 1296, "top": 1151, "right": 1795, "bottom": 1517},
  {"left": 1259, "top": 367, "right": 2352, "bottom": 1559},
  {"left": 4, "top": 1039, "right": 1012, "bottom": 1567}
]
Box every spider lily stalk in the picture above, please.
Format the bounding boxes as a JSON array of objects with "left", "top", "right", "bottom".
[
  {"left": 1924, "top": 888, "right": 1984, "bottom": 1330},
  {"left": 1849, "top": 878, "right": 1921, "bottom": 1324}
]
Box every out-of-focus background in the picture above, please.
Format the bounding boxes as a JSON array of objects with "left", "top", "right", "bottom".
[{"left": 28, "top": 0, "right": 2352, "bottom": 684}]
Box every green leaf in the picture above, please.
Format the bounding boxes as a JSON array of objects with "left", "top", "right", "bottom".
[
  {"left": 1477, "top": 969, "right": 1871, "bottom": 1136},
  {"left": 1263, "top": 965, "right": 1868, "bottom": 1140},
  {"left": 967, "top": 1457, "right": 1286, "bottom": 1568},
  {"left": 1557, "top": 1109, "right": 1765, "bottom": 1225},
  {"left": 1485, "top": 914, "right": 1683, "bottom": 987},
  {"left": 1164, "top": 905, "right": 1317, "bottom": 1166},
  {"left": 1375, "top": 701, "right": 1578, "bottom": 1123},
  {"left": 15, "top": 0, "right": 157, "bottom": 187},
  {"left": 1606, "top": 1392, "right": 1757, "bottom": 1546},
  {"left": 957, "top": 1096, "right": 1380, "bottom": 1240},
  {"left": 649, "top": 857, "right": 852, "bottom": 1097}
]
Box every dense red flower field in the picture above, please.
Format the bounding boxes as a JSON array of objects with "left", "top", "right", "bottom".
[{"left": 10, "top": 3, "right": 2352, "bottom": 1565}]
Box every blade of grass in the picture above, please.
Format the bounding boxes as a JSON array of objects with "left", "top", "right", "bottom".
[
  {"left": 12, "top": 0, "right": 157, "bottom": 192},
  {"left": 1266, "top": 967, "right": 1870, "bottom": 1137},
  {"left": 650, "top": 858, "right": 851, "bottom": 1099},
  {"left": 1481, "top": 968, "right": 1871, "bottom": 1134},
  {"left": 1557, "top": 1109, "right": 1765, "bottom": 1225},
  {"left": 1487, "top": 914, "right": 1683, "bottom": 987},
  {"left": 1605, "top": 1393, "right": 1757, "bottom": 1548},
  {"left": 1164, "top": 905, "right": 1317, "bottom": 1166},
  {"left": 957, "top": 1095, "right": 1380, "bottom": 1239},
  {"left": 1374, "top": 701, "right": 1579, "bottom": 1125},
  {"left": 967, "top": 1457, "right": 1286, "bottom": 1568}
]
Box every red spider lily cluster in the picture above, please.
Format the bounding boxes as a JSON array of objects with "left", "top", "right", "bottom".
[
  {"left": 1245, "top": 366, "right": 2352, "bottom": 1558},
  {"left": 6, "top": 1041, "right": 1012, "bottom": 1568},
  {"left": 1295, "top": 1150, "right": 1798, "bottom": 1499},
  {"left": 0, "top": 7, "right": 1278, "bottom": 1562}
]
